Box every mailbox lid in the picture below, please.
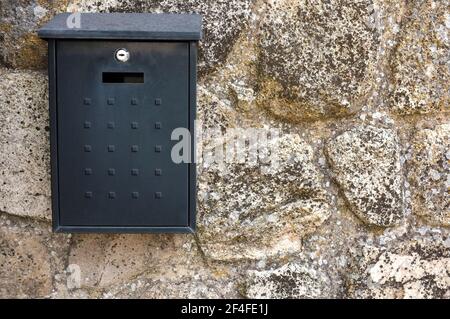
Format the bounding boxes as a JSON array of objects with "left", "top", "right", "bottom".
[{"left": 38, "top": 13, "right": 202, "bottom": 41}]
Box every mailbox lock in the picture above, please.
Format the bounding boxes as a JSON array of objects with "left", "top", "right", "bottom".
[{"left": 115, "top": 48, "right": 130, "bottom": 62}]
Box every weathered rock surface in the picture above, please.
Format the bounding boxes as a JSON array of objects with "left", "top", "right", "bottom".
[
  {"left": 326, "top": 125, "right": 404, "bottom": 227},
  {"left": 256, "top": 0, "right": 380, "bottom": 121},
  {"left": 0, "top": 214, "right": 69, "bottom": 298},
  {"left": 409, "top": 123, "right": 450, "bottom": 226},
  {"left": 242, "top": 262, "right": 332, "bottom": 299},
  {"left": 0, "top": 0, "right": 449, "bottom": 300},
  {"left": 0, "top": 0, "right": 67, "bottom": 69},
  {"left": 0, "top": 68, "right": 51, "bottom": 220},
  {"left": 389, "top": 0, "right": 449, "bottom": 114},
  {"left": 347, "top": 234, "right": 450, "bottom": 299},
  {"left": 105, "top": 274, "right": 238, "bottom": 299},
  {"left": 68, "top": 233, "right": 203, "bottom": 288},
  {"left": 197, "top": 133, "right": 333, "bottom": 261}
]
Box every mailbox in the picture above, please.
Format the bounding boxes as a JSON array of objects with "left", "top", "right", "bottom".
[{"left": 38, "top": 13, "right": 201, "bottom": 233}]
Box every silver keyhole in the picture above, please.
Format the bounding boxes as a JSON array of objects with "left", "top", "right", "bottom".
[{"left": 115, "top": 48, "right": 130, "bottom": 62}]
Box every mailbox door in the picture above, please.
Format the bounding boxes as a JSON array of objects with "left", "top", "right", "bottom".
[{"left": 56, "top": 41, "right": 190, "bottom": 228}]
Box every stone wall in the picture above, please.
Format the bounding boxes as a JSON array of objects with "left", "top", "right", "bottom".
[{"left": 0, "top": 0, "right": 449, "bottom": 299}]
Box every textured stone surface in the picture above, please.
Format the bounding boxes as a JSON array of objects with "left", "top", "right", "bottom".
[
  {"left": 105, "top": 274, "right": 238, "bottom": 299},
  {"left": 197, "top": 133, "right": 332, "bottom": 261},
  {"left": 0, "top": 0, "right": 67, "bottom": 69},
  {"left": 0, "top": 214, "right": 69, "bottom": 298},
  {"left": 0, "top": 68, "right": 51, "bottom": 220},
  {"left": 326, "top": 125, "right": 404, "bottom": 227},
  {"left": 256, "top": 0, "right": 380, "bottom": 121},
  {"left": 347, "top": 233, "right": 450, "bottom": 299},
  {"left": 68, "top": 233, "right": 202, "bottom": 288},
  {"left": 409, "top": 123, "right": 450, "bottom": 226},
  {"left": 389, "top": 0, "right": 449, "bottom": 114},
  {"left": 242, "top": 262, "right": 332, "bottom": 299},
  {"left": 0, "top": 0, "right": 449, "bottom": 300}
]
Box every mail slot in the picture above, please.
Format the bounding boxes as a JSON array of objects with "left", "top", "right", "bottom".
[{"left": 38, "top": 13, "right": 201, "bottom": 233}]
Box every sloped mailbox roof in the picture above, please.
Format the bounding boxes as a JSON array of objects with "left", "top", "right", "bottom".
[{"left": 38, "top": 13, "right": 202, "bottom": 41}]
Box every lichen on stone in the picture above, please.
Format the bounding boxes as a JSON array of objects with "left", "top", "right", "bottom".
[
  {"left": 0, "top": 68, "right": 51, "bottom": 220},
  {"left": 255, "top": 0, "right": 380, "bottom": 121},
  {"left": 326, "top": 125, "right": 404, "bottom": 227},
  {"left": 0, "top": 0, "right": 67, "bottom": 69},
  {"left": 197, "top": 133, "right": 333, "bottom": 261},
  {"left": 0, "top": 0, "right": 449, "bottom": 300},
  {"left": 242, "top": 262, "right": 332, "bottom": 298},
  {"left": 0, "top": 214, "right": 69, "bottom": 298},
  {"left": 347, "top": 234, "right": 450, "bottom": 299},
  {"left": 409, "top": 123, "right": 450, "bottom": 226},
  {"left": 68, "top": 233, "right": 202, "bottom": 288},
  {"left": 389, "top": 0, "right": 449, "bottom": 114}
]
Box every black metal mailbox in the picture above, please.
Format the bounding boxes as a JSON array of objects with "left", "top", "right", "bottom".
[{"left": 38, "top": 13, "right": 201, "bottom": 233}]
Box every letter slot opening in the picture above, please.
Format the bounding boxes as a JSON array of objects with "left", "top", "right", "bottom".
[{"left": 102, "top": 72, "right": 144, "bottom": 83}]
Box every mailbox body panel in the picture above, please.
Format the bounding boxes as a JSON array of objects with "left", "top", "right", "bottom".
[{"left": 47, "top": 40, "right": 197, "bottom": 233}]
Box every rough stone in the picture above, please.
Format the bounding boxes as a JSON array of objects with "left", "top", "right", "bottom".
[
  {"left": 68, "top": 233, "right": 203, "bottom": 288},
  {"left": 0, "top": 213, "right": 69, "bottom": 298},
  {"left": 409, "top": 123, "right": 450, "bottom": 226},
  {"left": 105, "top": 274, "right": 238, "bottom": 299},
  {"left": 389, "top": 0, "right": 449, "bottom": 114},
  {"left": 242, "top": 262, "right": 332, "bottom": 299},
  {"left": 0, "top": 68, "right": 51, "bottom": 220},
  {"left": 256, "top": 0, "right": 380, "bottom": 121},
  {"left": 196, "top": 34, "right": 263, "bottom": 125},
  {"left": 196, "top": 84, "right": 239, "bottom": 132},
  {"left": 347, "top": 234, "right": 450, "bottom": 299},
  {"left": 197, "top": 133, "right": 333, "bottom": 261},
  {"left": 326, "top": 125, "right": 404, "bottom": 227},
  {"left": 0, "top": 0, "right": 68, "bottom": 69},
  {"left": 0, "top": 0, "right": 449, "bottom": 300}
]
